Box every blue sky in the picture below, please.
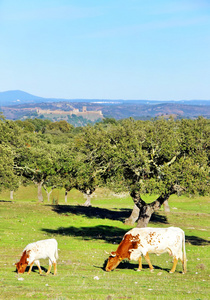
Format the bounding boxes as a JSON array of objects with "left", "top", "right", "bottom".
[{"left": 0, "top": 0, "right": 210, "bottom": 100}]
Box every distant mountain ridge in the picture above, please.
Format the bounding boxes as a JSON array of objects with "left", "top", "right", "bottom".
[
  {"left": 1, "top": 90, "right": 210, "bottom": 122},
  {"left": 1, "top": 90, "right": 210, "bottom": 106}
]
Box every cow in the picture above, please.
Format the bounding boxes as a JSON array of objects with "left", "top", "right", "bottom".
[
  {"left": 105, "top": 227, "right": 187, "bottom": 274},
  {"left": 15, "top": 238, "right": 58, "bottom": 275}
]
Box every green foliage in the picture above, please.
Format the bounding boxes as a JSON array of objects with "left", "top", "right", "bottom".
[
  {"left": 0, "top": 117, "right": 24, "bottom": 191},
  {"left": 0, "top": 143, "right": 19, "bottom": 191},
  {"left": 0, "top": 114, "right": 209, "bottom": 202},
  {"left": 45, "top": 120, "right": 74, "bottom": 133},
  {"left": 15, "top": 120, "right": 36, "bottom": 132},
  {"left": 25, "top": 118, "right": 52, "bottom": 133}
]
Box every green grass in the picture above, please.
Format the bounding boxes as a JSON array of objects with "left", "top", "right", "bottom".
[{"left": 0, "top": 186, "right": 209, "bottom": 299}]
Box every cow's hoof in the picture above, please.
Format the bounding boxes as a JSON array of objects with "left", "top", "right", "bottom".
[
  {"left": 137, "top": 269, "right": 141, "bottom": 272},
  {"left": 150, "top": 269, "right": 154, "bottom": 273}
]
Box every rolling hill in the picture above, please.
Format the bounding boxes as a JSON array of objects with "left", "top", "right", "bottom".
[{"left": 0, "top": 90, "right": 210, "bottom": 123}]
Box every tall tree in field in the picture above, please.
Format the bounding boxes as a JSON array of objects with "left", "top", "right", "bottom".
[
  {"left": 71, "top": 125, "right": 105, "bottom": 206},
  {"left": 14, "top": 132, "right": 62, "bottom": 202},
  {"left": 55, "top": 144, "right": 77, "bottom": 203},
  {"left": 0, "top": 115, "right": 24, "bottom": 193},
  {"left": 84, "top": 117, "right": 209, "bottom": 227}
]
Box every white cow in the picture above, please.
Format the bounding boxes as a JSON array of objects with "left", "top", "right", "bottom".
[
  {"left": 106, "top": 227, "right": 187, "bottom": 274},
  {"left": 15, "top": 238, "right": 58, "bottom": 275}
]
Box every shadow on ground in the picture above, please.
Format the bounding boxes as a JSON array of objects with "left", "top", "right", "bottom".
[
  {"left": 49, "top": 204, "right": 168, "bottom": 224},
  {"left": 45, "top": 204, "right": 209, "bottom": 246},
  {"left": 0, "top": 200, "right": 12, "bottom": 203},
  {"left": 14, "top": 266, "right": 48, "bottom": 274},
  {"left": 101, "top": 259, "right": 172, "bottom": 273},
  {"left": 186, "top": 236, "right": 210, "bottom": 246},
  {"left": 43, "top": 225, "right": 128, "bottom": 244},
  {"left": 42, "top": 224, "right": 210, "bottom": 246}
]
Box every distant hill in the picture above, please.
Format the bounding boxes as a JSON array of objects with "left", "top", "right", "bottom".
[
  {"left": 0, "top": 90, "right": 210, "bottom": 123},
  {"left": 1, "top": 90, "right": 210, "bottom": 106},
  {"left": 0, "top": 90, "right": 46, "bottom": 106}
]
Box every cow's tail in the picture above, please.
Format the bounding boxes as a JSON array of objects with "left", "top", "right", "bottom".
[{"left": 182, "top": 230, "right": 187, "bottom": 274}]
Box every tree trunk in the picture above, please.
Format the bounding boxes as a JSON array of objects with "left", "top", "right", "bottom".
[
  {"left": 65, "top": 190, "right": 68, "bottom": 203},
  {"left": 80, "top": 188, "right": 95, "bottom": 207},
  {"left": 46, "top": 190, "right": 52, "bottom": 202},
  {"left": 43, "top": 185, "right": 56, "bottom": 202},
  {"left": 136, "top": 205, "right": 154, "bottom": 228},
  {"left": 129, "top": 190, "right": 172, "bottom": 228},
  {"left": 83, "top": 193, "right": 91, "bottom": 207},
  {"left": 37, "top": 182, "right": 44, "bottom": 202},
  {"left": 10, "top": 191, "right": 14, "bottom": 200},
  {"left": 124, "top": 204, "right": 139, "bottom": 225},
  {"left": 163, "top": 199, "right": 170, "bottom": 213}
]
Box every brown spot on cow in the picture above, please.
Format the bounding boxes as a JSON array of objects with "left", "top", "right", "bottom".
[
  {"left": 15, "top": 250, "right": 30, "bottom": 274},
  {"left": 105, "top": 234, "right": 141, "bottom": 271}
]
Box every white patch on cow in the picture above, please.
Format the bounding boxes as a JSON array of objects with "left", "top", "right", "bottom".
[{"left": 129, "top": 248, "right": 143, "bottom": 260}]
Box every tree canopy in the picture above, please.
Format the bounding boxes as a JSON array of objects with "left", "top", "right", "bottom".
[{"left": 1, "top": 114, "right": 209, "bottom": 226}]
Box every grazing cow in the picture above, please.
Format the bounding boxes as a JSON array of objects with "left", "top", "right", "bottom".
[
  {"left": 106, "top": 227, "right": 187, "bottom": 274},
  {"left": 15, "top": 239, "right": 58, "bottom": 275}
]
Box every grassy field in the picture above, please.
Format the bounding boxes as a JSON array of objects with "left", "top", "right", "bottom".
[{"left": 0, "top": 186, "right": 209, "bottom": 300}]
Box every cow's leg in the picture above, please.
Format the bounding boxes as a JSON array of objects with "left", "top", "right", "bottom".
[
  {"left": 53, "top": 262, "right": 57, "bottom": 275},
  {"left": 27, "top": 262, "right": 34, "bottom": 275},
  {"left": 35, "top": 260, "right": 42, "bottom": 275},
  {"left": 137, "top": 256, "right": 142, "bottom": 271},
  {"left": 169, "top": 257, "right": 178, "bottom": 273},
  {"left": 144, "top": 253, "right": 154, "bottom": 272},
  {"left": 181, "top": 259, "right": 187, "bottom": 274},
  {"left": 46, "top": 261, "right": 52, "bottom": 275}
]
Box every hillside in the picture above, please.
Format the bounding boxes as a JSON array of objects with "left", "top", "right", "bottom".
[{"left": 1, "top": 90, "right": 210, "bottom": 123}]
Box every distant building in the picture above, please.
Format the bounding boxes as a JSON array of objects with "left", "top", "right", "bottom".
[{"left": 36, "top": 106, "right": 103, "bottom": 121}]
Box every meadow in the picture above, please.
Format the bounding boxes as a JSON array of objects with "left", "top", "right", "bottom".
[{"left": 0, "top": 186, "right": 209, "bottom": 300}]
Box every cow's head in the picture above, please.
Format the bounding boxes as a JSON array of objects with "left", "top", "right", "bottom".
[
  {"left": 105, "top": 251, "right": 123, "bottom": 272},
  {"left": 15, "top": 250, "right": 29, "bottom": 274}
]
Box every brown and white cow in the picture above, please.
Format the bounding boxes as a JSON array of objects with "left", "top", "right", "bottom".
[
  {"left": 105, "top": 227, "right": 187, "bottom": 274},
  {"left": 15, "top": 239, "right": 58, "bottom": 275}
]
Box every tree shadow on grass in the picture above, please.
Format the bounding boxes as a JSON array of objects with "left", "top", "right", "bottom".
[
  {"left": 50, "top": 205, "right": 131, "bottom": 222},
  {"left": 186, "top": 236, "right": 210, "bottom": 246},
  {"left": 42, "top": 224, "right": 210, "bottom": 246},
  {"left": 49, "top": 204, "right": 168, "bottom": 225},
  {"left": 42, "top": 225, "right": 128, "bottom": 244}
]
